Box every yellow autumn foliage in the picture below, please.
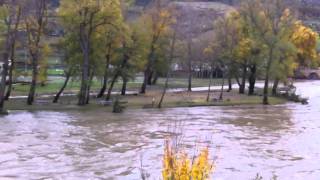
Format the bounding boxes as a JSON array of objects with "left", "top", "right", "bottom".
[
  {"left": 291, "top": 22, "right": 319, "bottom": 66},
  {"left": 162, "top": 140, "right": 215, "bottom": 180},
  {"left": 236, "top": 38, "right": 253, "bottom": 60}
]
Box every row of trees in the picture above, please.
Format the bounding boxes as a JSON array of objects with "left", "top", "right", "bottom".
[
  {"left": 205, "top": 0, "right": 319, "bottom": 104},
  {"left": 0, "top": 0, "right": 49, "bottom": 113},
  {"left": 0, "top": 0, "right": 176, "bottom": 112},
  {"left": 0, "top": 0, "right": 318, "bottom": 112},
  {"left": 58, "top": 0, "right": 176, "bottom": 105}
]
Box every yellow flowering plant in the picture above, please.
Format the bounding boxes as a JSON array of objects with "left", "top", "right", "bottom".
[{"left": 162, "top": 139, "right": 215, "bottom": 180}]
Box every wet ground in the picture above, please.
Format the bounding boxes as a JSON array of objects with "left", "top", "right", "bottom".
[{"left": 0, "top": 81, "right": 319, "bottom": 179}]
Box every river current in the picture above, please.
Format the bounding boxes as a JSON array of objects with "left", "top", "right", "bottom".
[{"left": 0, "top": 81, "right": 319, "bottom": 179}]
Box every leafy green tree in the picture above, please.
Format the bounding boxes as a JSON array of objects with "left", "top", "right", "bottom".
[
  {"left": 240, "top": 0, "right": 296, "bottom": 104},
  {"left": 53, "top": 33, "right": 81, "bottom": 103},
  {"left": 105, "top": 22, "right": 148, "bottom": 100},
  {"left": 211, "top": 11, "right": 243, "bottom": 92},
  {"left": 59, "top": 0, "right": 122, "bottom": 105},
  {"left": 96, "top": 28, "right": 119, "bottom": 98},
  {"left": 24, "top": 0, "right": 49, "bottom": 105},
  {"left": 0, "top": 2, "right": 22, "bottom": 113},
  {"left": 139, "top": 0, "right": 175, "bottom": 94},
  {"left": 4, "top": 3, "right": 22, "bottom": 101}
]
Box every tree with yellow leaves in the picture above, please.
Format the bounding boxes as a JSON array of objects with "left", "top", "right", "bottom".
[
  {"left": 272, "top": 22, "right": 319, "bottom": 95},
  {"left": 291, "top": 22, "right": 319, "bottom": 67},
  {"left": 240, "top": 0, "right": 296, "bottom": 104},
  {"left": 139, "top": 0, "right": 175, "bottom": 94},
  {"left": 213, "top": 10, "right": 243, "bottom": 93}
]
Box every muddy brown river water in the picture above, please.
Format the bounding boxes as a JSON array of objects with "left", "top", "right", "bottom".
[{"left": 0, "top": 81, "right": 319, "bottom": 179}]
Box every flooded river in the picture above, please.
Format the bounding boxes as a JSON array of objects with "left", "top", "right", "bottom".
[{"left": 0, "top": 81, "right": 319, "bottom": 179}]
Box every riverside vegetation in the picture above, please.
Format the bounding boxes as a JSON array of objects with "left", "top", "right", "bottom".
[{"left": 0, "top": 0, "right": 318, "bottom": 113}]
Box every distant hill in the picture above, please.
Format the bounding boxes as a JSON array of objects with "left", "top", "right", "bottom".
[
  {"left": 173, "top": 2, "right": 233, "bottom": 38},
  {"left": 135, "top": 0, "right": 236, "bottom": 6}
]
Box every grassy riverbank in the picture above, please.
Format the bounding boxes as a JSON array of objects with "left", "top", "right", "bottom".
[
  {"left": 9, "top": 77, "right": 222, "bottom": 96},
  {"left": 4, "top": 89, "right": 287, "bottom": 112},
  {"left": 2, "top": 77, "right": 289, "bottom": 112}
]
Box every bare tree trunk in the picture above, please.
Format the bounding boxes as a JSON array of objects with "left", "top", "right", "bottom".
[
  {"left": 227, "top": 76, "right": 232, "bottom": 92},
  {"left": 263, "top": 48, "right": 274, "bottom": 105},
  {"left": 140, "top": 41, "right": 156, "bottom": 94},
  {"left": 106, "top": 53, "right": 129, "bottom": 100},
  {"left": 147, "top": 71, "right": 153, "bottom": 85},
  {"left": 151, "top": 72, "right": 158, "bottom": 85},
  {"left": 158, "top": 71, "right": 169, "bottom": 108},
  {"left": 97, "top": 70, "right": 108, "bottom": 98},
  {"left": 140, "top": 69, "right": 149, "bottom": 94},
  {"left": 78, "top": 50, "right": 89, "bottom": 105},
  {"left": 27, "top": 54, "right": 38, "bottom": 105},
  {"left": 97, "top": 50, "right": 111, "bottom": 98},
  {"left": 26, "top": 0, "right": 47, "bottom": 105},
  {"left": 239, "top": 65, "right": 247, "bottom": 94},
  {"left": 5, "top": 7, "right": 21, "bottom": 101},
  {"left": 219, "top": 72, "right": 225, "bottom": 101},
  {"left": 121, "top": 76, "right": 127, "bottom": 96},
  {"left": 85, "top": 70, "right": 94, "bottom": 104},
  {"left": 5, "top": 51, "right": 15, "bottom": 101},
  {"left": 206, "top": 70, "right": 213, "bottom": 102},
  {"left": 187, "top": 41, "right": 192, "bottom": 92},
  {"left": 272, "top": 78, "right": 279, "bottom": 96},
  {"left": 0, "top": 33, "right": 11, "bottom": 113},
  {"left": 158, "top": 32, "right": 176, "bottom": 108},
  {"left": 78, "top": 24, "right": 90, "bottom": 106},
  {"left": 53, "top": 68, "right": 72, "bottom": 103},
  {"left": 106, "top": 73, "right": 118, "bottom": 101},
  {"left": 248, "top": 64, "right": 256, "bottom": 95}
]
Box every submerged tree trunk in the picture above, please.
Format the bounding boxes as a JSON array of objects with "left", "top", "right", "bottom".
[
  {"left": 248, "top": 64, "right": 257, "bottom": 95},
  {"left": 272, "top": 78, "right": 280, "bottom": 96}
]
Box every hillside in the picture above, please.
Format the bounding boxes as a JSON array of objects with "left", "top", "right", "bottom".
[
  {"left": 173, "top": 2, "right": 232, "bottom": 38},
  {"left": 136, "top": 0, "right": 236, "bottom": 6}
]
